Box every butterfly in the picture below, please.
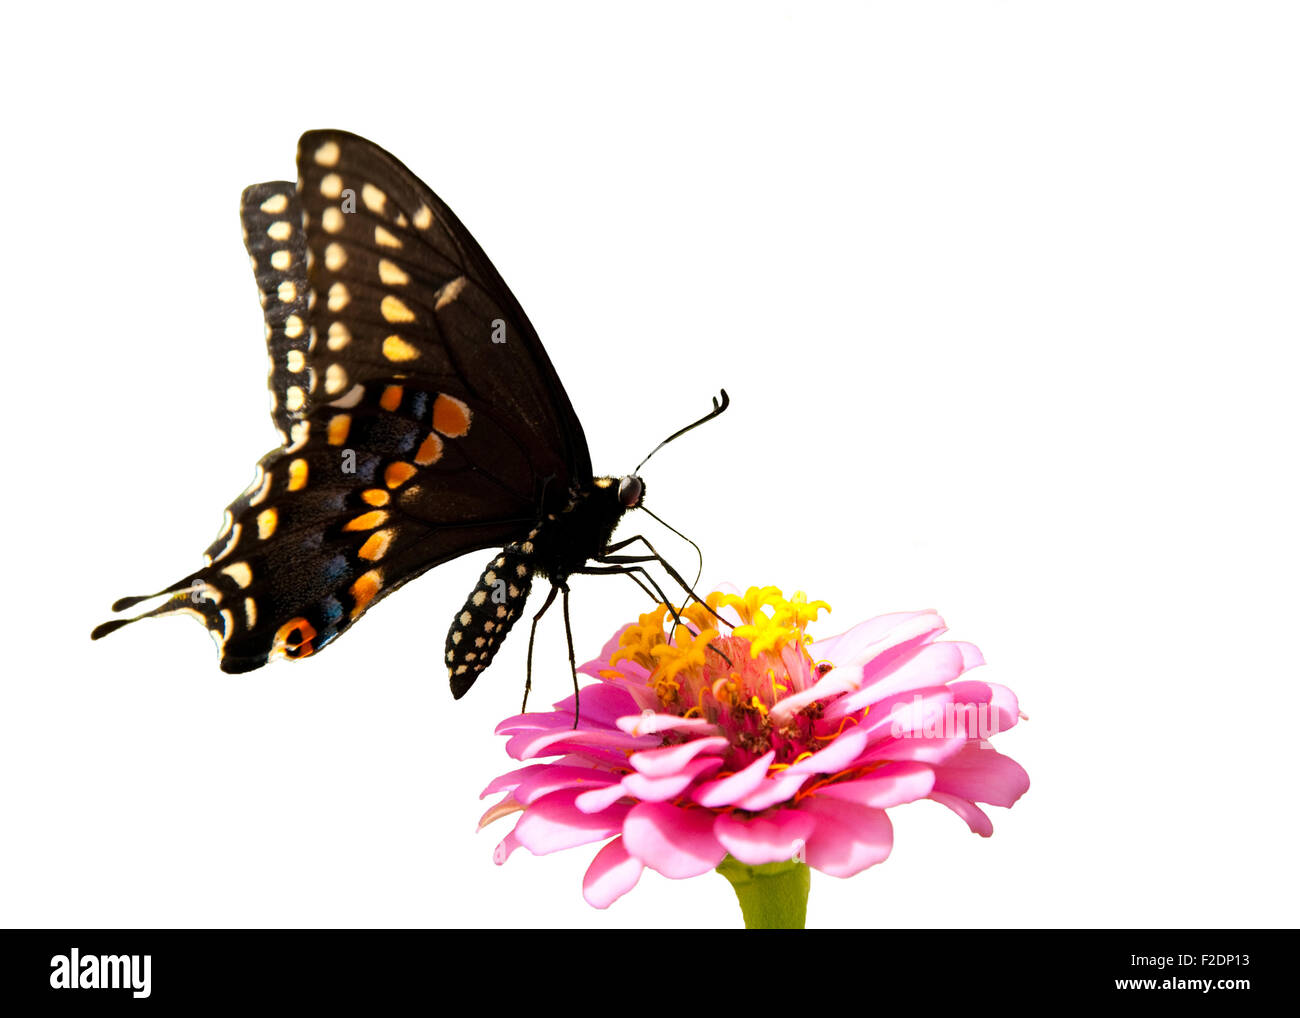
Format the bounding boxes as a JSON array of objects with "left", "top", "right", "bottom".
[{"left": 92, "top": 130, "right": 728, "bottom": 701}]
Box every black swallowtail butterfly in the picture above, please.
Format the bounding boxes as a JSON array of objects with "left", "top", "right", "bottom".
[{"left": 91, "top": 130, "right": 728, "bottom": 700}]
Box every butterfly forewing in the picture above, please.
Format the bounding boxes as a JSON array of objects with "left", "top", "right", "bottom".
[{"left": 294, "top": 130, "right": 590, "bottom": 491}]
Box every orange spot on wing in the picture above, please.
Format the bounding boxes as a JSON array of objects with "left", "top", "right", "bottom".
[
  {"left": 384, "top": 461, "right": 416, "bottom": 488},
  {"left": 379, "top": 385, "right": 404, "bottom": 412},
  {"left": 414, "top": 432, "right": 443, "bottom": 466},
  {"left": 358, "top": 529, "right": 393, "bottom": 561},
  {"left": 344, "top": 510, "right": 388, "bottom": 531},
  {"left": 272, "top": 618, "right": 317, "bottom": 660},
  {"left": 432, "top": 394, "right": 471, "bottom": 437},
  {"left": 349, "top": 570, "right": 382, "bottom": 619},
  {"left": 327, "top": 414, "right": 351, "bottom": 445},
  {"left": 361, "top": 488, "right": 390, "bottom": 507}
]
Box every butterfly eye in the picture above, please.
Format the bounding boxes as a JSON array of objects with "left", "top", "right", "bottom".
[{"left": 617, "top": 475, "right": 644, "bottom": 508}]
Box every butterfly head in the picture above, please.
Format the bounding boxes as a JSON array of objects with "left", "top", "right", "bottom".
[{"left": 617, "top": 475, "right": 645, "bottom": 509}]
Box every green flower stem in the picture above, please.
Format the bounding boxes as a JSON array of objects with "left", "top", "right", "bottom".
[{"left": 716, "top": 856, "right": 810, "bottom": 929}]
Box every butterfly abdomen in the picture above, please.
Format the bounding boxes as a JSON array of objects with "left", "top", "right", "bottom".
[{"left": 447, "top": 544, "right": 535, "bottom": 698}]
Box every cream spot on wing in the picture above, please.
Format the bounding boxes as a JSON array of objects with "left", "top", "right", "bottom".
[
  {"left": 320, "top": 173, "right": 343, "bottom": 199},
  {"left": 324, "top": 363, "right": 348, "bottom": 395},
  {"left": 221, "top": 561, "right": 253, "bottom": 588},
  {"left": 314, "top": 140, "right": 340, "bottom": 166},
  {"left": 362, "top": 183, "right": 387, "bottom": 213},
  {"left": 435, "top": 275, "right": 466, "bottom": 310},
  {"left": 413, "top": 204, "right": 433, "bottom": 229},
  {"left": 244, "top": 597, "right": 257, "bottom": 628},
  {"left": 277, "top": 280, "right": 297, "bottom": 303},
  {"left": 287, "top": 421, "right": 310, "bottom": 452},
  {"left": 378, "top": 259, "right": 409, "bottom": 286},
  {"left": 375, "top": 225, "right": 401, "bottom": 248},
  {"left": 286, "top": 386, "right": 306, "bottom": 411},
  {"left": 328, "top": 282, "right": 350, "bottom": 311},
  {"left": 381, "top": 295, "right": 415, "bottom": 323},
  {"left": 382, "top": 335, "right": 419, "bottom": 362},
  {"left": 267, "top": 221, "right": 292, "bottom": 241},
  {"left": 284, "top": 314, "right": 304, "bottom": 340},
  {"left": 327, "top": 321, "right": 351, "bottom": 350},
  {"left": 325, "top": 242, "right": 347, "bottom": 271},
  {"left": 286, "top": 349, "right": 305, "bottom": 372},
  {"left": 329, "top": 383, "right": 365, "bottom": 408},
  {"left": 323, "top": 207, "right": 345, "bottom": 233},
  {"left": 260, "top": 193, "right": 289, "bottom": 214},
  {"left": 270, "top": 249, "right": 291, "bottom": 270}
]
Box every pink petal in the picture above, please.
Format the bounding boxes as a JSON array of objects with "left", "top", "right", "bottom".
[
  {"left": 628, "top": 736, "right": 730, "bottom": 777},
  {"left": 513, "top": 764, "right": 619, "bottom": 805},
  {"left": 733, "top": 769, "right": 810, "bottom": 811},
  {"left": 931, "top": 743, "right": 1030, "bottom": 807},
  {"left": 952, "top": 641, "right": 985, "bottom": 670},
  {"left": 582, "top": 837, "right": 644, "bottom": 909},
  {"left": 806, "top": 610, "right": 942, "bottom": 664},
  {"left": 622, "top": 755, "right": 723, "bottom": 802},
  {"left": 928, "top": 792, "right": 994, "bottom": 836},
  {"left": 810, "top": 761, "right": 936, "bottom": 808},
  {"left": 854, "top": 686, "right": 956, "bottom": 745},
  {"left": 785, "top": 725, "right": 872, "bottom": 777},
  {"left": 823, "top": 643, "right": 968, "bottom": 720},
  {"left": 771, "top": 613, "right": 947, "bottom": 723},
  {"left": 622, "top": 802, "right": 728, "bottom": 878},
  {"left": 575, "top": 782, "right": 633, "bottom": 814},
  {"left": 513, "top": 789, "right": 631, "bottom": 855},
  {"left": 480, "top": 762, "right": 546, "bottom": 799},
  {"left": 799, "top": 797, "right": 894, "bottom": 877},
  {"left": 858, "top": 733, "right": 967, "bottom": 765},
  {"left": 506, "top": 726, "right": 658, "bottom": 761},
  {"left": 549, "top": 683, "right": 644, "bottom": 727},
  {"left": 578, "top": 624, "right": 636, "bottom": 678},
  {"left": 691, "top": 750, "right": 776, "bottom": 807},
  {"left": 617, "top": 713, "right": 723, "bottom": 737},
  {"left": 714, "top": 809, "right": 817, "bottom": 866},
  {"left": 478, "top": 793, "right": 525, "bottom": 829},
  {"left": 988, "top": 682, "right": 1023, "bottom": 732},
  {"left": 944, "top": 681, "right": 1016, "bottom": 741},
  {"left": 493, "top": 829, "right": 523, "bottom": 864}
]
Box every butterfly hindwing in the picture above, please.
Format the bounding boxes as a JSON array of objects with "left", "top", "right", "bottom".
[{"left": 240, "top": 181, "right": 312, "bottom": 442}]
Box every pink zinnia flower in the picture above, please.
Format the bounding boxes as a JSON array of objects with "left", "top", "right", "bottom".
[{"left": 480, "top": 586, "right": 1029, "bottom": 915}]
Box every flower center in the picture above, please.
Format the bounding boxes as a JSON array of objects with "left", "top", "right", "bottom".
[{"left": 610, "top": 586, "right": 831, "bottom": 766}]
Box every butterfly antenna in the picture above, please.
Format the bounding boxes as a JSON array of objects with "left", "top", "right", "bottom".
[{"left": 635, "top": 389, "right": 729, "bottom": 474}]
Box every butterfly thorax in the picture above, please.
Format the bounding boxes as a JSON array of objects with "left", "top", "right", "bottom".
[{"left": 527, "top": 476, "right": 633, "bottom": 581}]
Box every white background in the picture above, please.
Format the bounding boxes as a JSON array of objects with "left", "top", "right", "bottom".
[{"left": 2, "top": 1, "right": 1296, "bottom": 929}]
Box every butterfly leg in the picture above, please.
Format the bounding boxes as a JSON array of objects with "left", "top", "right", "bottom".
[
  {"left": 581, "top": 562, "right": 735, "bottom": 669},
  {"left": 522, "top": 584, "right": 560, "bottom": 713},
  {"left": 598, "top": 535, "right": 732, "bottom": 630},
  {"left": 576, "top": 564, "right": 687, "bottom": 629},
  {"left": 560, "top": 583, "right": 581, "bottom": 729}
]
